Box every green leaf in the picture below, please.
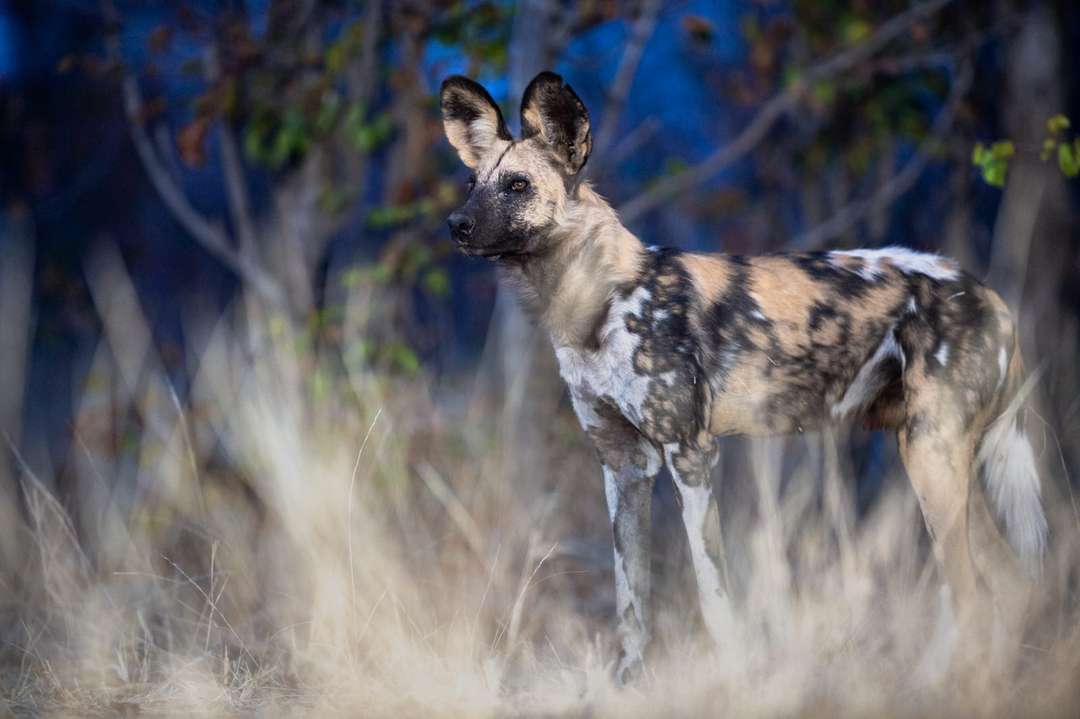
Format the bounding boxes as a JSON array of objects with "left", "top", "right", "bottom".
[
  {"left": 664, "top": 157, "right": 690, "bottom": 176},
  {"left": 309, "top": 369, "right": 332, "bottom": 402},
  {"left": 421, "top": 268, "right": 451, "bottom": 299},
  {"left": 1041, "top": 138, "right": 1057, "bottom": 162},
  {"left": 1047, "top": 114, "right": 1071, "bottom": 135},
  {"left": 360, "top": 113, "right": 394, "bottom": 151},
  {"left": 340, "top": 267, "right": 363, "bottom": 290},
  {"left": 780, "top": 65, "right": 801, "bottom": 90},
  {"left": 388, "top": 343, "right": 420, "bottom": 376},
  {"left": 314, "top": 93, "right": 342, "bottom": 134},
  {"left": 812, "top": 80, "right": 835, "bottom": 105},
  {"left": 842, "top": 18, "right": 873, "bottom": 46},
  {"left": 1058, "top": 141, "right": 1080, "bottom": 178},
  {"left": 971, "top": 142, "right": 986, "bottom": 166},
  {"left": 244, "top": 124, "right": 266, "bottom": 163},
  {"left": 990, "top": 140, "right": 1014, "bottom": 159},
  {"left": 269, "top": 129, "right": 293, "bottom": 168},
  {"left": 980, "top": 158, "right": 1008, "bottom": 188},
  {"left": 265, "top": 106, "right": 311, "bottom": 167},
  {"left": 326, "top": 42, "right": 346, "bottom": 76},
  {"left": 343, "top": 101, "right": 366, "bottom": 136},
  {"left": 318, "top": 188, "right": 354, "bottom": 213}
]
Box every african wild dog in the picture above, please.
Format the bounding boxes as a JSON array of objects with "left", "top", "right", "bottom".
[{"left": 440, "top": 72, "right": 1047, "bottom": 684}]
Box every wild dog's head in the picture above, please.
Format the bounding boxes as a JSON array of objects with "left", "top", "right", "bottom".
[{"left": 440, "top": 72, "right": 592, "bottom": 258}]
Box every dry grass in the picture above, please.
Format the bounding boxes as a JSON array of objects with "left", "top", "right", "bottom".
[{"left": 0, "top": 246, "right": 1078, "bottom": 718}]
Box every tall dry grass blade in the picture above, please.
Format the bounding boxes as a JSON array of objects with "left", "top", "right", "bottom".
[
  {"left": 5, "top": 434, "right": 90, "bottom": 605},
  {"left": 348, "top": 406, "right": 382, "bottom": 645},
  {"left": 0, "top": 219, "right": 34, "bottom": 583},
  {"left": 161, "top": 554, "right": 258, "bottom": 671}
]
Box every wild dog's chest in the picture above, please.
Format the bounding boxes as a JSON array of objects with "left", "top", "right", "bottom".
[{"left": 555, "top": 283, "right": 705, "bottom": 444}]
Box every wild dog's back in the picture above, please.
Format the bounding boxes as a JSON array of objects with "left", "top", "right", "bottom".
[{"left": 675, "top": 248, "right": 1019, "bottom": 438}]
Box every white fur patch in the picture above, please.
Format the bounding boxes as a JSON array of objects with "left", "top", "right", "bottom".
[
  {"left": 978, "top": 415, "right": 1047, "bottom": 577},
  {"left": 934, "top": 342, "right": 949, "bottom": 367},
  {"left": 571, "top": 398, "right": 603, "bottom": 430},
  {"left": 664, "top": 444, "right": 738, "bottom": 645},
  {"left": 831, "top": 327, "right": 904, "bottom": 419},
  {"left": 829, "top": 247, "right": 961, "bottom": 281},
  {"left": 556, "top": 287, "right": 653, "bottom": 427},
  {"left": 997, "top": 346, "right": 1008, "bottom": 392},
  {"left": 603, "top": 466, "right": 620, "bottom": 524}
]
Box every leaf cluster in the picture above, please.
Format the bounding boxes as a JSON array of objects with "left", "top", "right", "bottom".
[{"left": 973, "top": 114, "right": 1080, "bottom": 188}]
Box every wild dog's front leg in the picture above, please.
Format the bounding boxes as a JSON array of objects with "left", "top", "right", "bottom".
[
  {"left": 664, "top": 438, "right": 738, "bottom": 647},
  {"left": 604, "top": 459, "right": 659, "bottom": 683},
  {"left": 575, "top": 397, "right": 663, "bottom": 683}
]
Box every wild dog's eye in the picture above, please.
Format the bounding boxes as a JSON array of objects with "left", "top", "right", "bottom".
[
  {"left": 467, "top": 176, "right": 476, "bottom": 190},
  {"left": 510, "top": 179, "right": 528, "bottom": 191}
]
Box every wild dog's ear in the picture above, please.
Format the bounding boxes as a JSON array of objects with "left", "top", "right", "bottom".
[
  {"left": 520, "top": 71, "right": 592, "bottom": 174},
  {"left": 440, "top": 75, "right": 511, "bottom": 168}
]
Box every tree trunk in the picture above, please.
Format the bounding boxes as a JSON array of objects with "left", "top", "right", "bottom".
[
  {"left": 990, "top": 2, "right": 1079, "bottom": 471},
  {"left": 467, "top": 0, "right": 563, "bottom": 454}
]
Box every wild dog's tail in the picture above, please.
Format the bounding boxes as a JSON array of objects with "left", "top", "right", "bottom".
[{"left": 976, "top": 343, "right": 1047, "bottom": 578}]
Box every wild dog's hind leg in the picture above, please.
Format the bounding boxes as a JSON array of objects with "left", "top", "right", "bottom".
[
  {"left": 664, "top": 433, "right": 738, "bottom": 648},
  {"left": 966, "top": 470, "right": 1034, "bottom": 676},
  {"left": 898, "top": 400, "right": 986, "bottom": 685},
  {"left": 579, "top": 401, "right": 663, "bottom": 684}
]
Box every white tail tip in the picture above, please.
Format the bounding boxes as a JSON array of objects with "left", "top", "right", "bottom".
[{"left": 978, "top": 416, "right": 1048, "bottom": 578}]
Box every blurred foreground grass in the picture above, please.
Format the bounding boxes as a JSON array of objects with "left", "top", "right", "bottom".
[{"left": 0, "top": 244, "right": 1078, "bottom": 718}]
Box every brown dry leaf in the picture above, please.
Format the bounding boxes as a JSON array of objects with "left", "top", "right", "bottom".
[{"left": 177, "top": 116, "right": 214, "bottom": 168}]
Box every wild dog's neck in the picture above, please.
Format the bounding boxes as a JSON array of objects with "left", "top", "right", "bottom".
[{"left": 498, "top": 184, "right": 644, "bottom": 349}]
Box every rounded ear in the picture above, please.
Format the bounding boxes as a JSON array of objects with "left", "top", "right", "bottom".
[
  {"left": 520, "top": 71, "right": 592, "bottom": 174},
  {"left": 440, "top": 75, "right": 512, "bottom": 168}
]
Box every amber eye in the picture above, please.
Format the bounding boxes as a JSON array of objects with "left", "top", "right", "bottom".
[{"left": 510, "top": 179, "right": 528, "bottom": 191}]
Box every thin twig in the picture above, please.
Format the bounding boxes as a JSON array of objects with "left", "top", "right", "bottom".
[
  {"left": 593, "top": 0, "right": 662, "bottom": 155},
  {"left": 204, "top": 45, "right": 260, "bottom": 263}
]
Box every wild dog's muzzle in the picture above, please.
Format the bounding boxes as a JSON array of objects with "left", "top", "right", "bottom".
[
  {"left": 446, "top": 208, "right": 522, "bottom": 259},
  {"left": 448, "top": 210, "right": 495, "bottom": 257},
  {"left": 447, "top": 210, "right": 475, "bottom": 243}
]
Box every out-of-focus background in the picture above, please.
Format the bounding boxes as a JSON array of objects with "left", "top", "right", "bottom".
[{"left": 0, "top": 0, "right": 1078, "bottom": 716}]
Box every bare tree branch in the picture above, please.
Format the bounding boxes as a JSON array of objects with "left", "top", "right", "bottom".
[
  {"left": 102, "top": 3, "right": 285, "bottom": 309},
  {"left": 593, "top": 0, "right": 662, "bottom": 155},
  {"left": 591, "top": 116, "right": 662, "bottom": 178},
  {"left": 616, "top": 0, "right": 956, "bottom": 223},
  {"left": 791, "top": 59, "right": 973, "bottom": 250},
  {"left": 204, "top": 45, "right": 260, "bottom": 263}
]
